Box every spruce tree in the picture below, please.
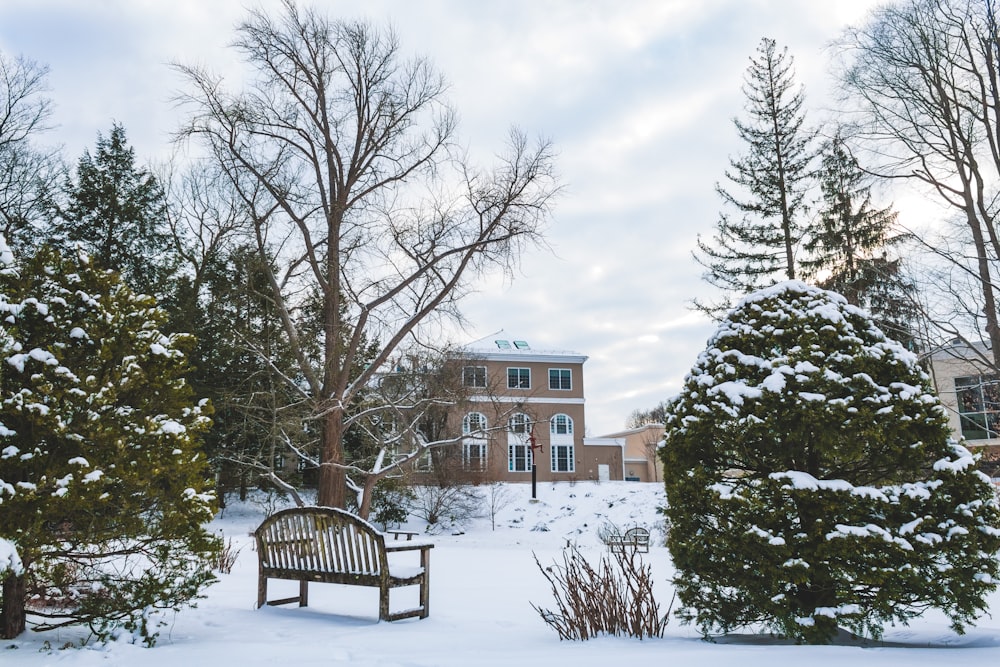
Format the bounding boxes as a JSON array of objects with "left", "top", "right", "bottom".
[
  {"left": 662, "top": 281, "right": 1000, "bottom": 643},
  {"left": 802, "top": 134, "right": 918, "bottom": 347},
  {"left": 0, "top": 236, "right": 219, "bottom": 644},
  {"left": 48, "top": 123, "right": 176, "bottom": 299},
  {"left": 695, "top": 38, "right": 815, "bottom": 313}
]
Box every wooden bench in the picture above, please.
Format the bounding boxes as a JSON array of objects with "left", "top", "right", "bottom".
[
  {"left": 607, "top": 527, "right": 650, "bottom": 553},
  {"left": 255, "top": 506, "right": 433, "bottom": 621}
]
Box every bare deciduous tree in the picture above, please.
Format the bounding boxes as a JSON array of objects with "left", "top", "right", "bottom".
[
  {"left": 175, "top": 1, "right": 558, "bottom": 510},
  {"left": 0, "top": 51, "right": 57, "bottom": 251},
  {"left": 838, "top": 0, "right": 1000, "bottom": 365}
]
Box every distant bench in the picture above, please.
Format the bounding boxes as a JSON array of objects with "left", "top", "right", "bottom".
[
  {"left": 607, "top": 527, "right": 651, "bottom": 554},
  {"left": 255, "top": 506, "right": 433, "bottom": 621}
]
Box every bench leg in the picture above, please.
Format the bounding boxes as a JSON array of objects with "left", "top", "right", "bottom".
[
  {"left": 419, "top": 549, "right": 431, "bottom": 619},
  {"left": 379, "top": 583, "right": 390, "bottom": 622},
  {"left": 257, "top": 574, "right": 267, "bottom": 609},
  {"left": 299, "top": 580, "right": 309, "bottom": 607}
]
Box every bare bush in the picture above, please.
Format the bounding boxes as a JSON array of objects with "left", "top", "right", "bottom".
[
  {"left": 485, "top": 481, "right": 516, "bottom": 531},
  {"left": 409, "top": 485, "right": 482, "bottom": 532},
  {"left": 532, "top": 545, "right": 671, "bottom": 640},
  {"left": 215, "top": 537, "right": 242, "bottom": 574}
]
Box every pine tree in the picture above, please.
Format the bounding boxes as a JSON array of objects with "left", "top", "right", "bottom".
[
  {"left": 802, "top": 134, "right": 918, "bottom": 347},
  {"left": 181, "top": 244, "right": 314, "bottom": 497},
  {"left": 695, "top": 38, "right": 815, "bottom": 313},
  {"left": 662, "top": 281, "right": 1000, "bottom": 643},
  {"left": 0, "top": 236, "right": 219, "bottom": 644},
  {"left": 48, "top": 123, "right": 176, "bottom": 299}
]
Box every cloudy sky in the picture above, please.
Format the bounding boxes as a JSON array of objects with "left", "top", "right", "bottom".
[{"left": 0, "top": 0, "right": 889, "bottom": 436}]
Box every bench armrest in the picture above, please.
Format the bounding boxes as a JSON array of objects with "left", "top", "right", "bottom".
[{"left": 385, "top": 542, "right": 434, "bottom": 553}]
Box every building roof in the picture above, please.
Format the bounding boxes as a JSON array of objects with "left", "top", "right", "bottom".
[
  {"left": 596, "top": 423, "right": 665, "bottom": 440},
  {"left": 461, "top": 331, "right": 588, "bottom": 364}
]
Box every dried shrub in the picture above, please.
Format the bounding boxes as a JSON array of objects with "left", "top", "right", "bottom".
[
  {"left": 532, "top": 544, "right": 671, "bottom": 640},
  {"left": 409, "top": 484, "right": 482, "bottom": 532},
  {"left": 216, "top": 537, "right": 242, "bottom": 574}
]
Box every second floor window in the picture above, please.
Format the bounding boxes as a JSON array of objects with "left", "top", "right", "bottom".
[
  {"left": 508, "top": 367, "right": 530, "bottom": 389},
  {"left": 549, "top": 368, "right": 571, "bottom": 390},
  {"left": 463, "top": 366, "right": 486, "bottom": 388}
]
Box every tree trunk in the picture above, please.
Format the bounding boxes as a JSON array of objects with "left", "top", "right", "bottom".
[
  {"left": 317, "top": 409, "right": 346, "bottom": 508},
  {"left": 357, "top": 476, "right": 378, "bottom": 520},
  {"left": 1, "top": 572, "right": 26, "bottom": 639}
]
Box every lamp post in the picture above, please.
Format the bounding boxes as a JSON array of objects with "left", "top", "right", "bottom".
[{"left": 528, "top": 427, "right": 541, "bottom": 501}]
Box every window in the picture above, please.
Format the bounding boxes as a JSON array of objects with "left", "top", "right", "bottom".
[
  {"left": 495, "top": 339, "right": 512, "bottom": 349},
  {"left": 550, "top": 414, "right": 573, "bottom": 435},
  {"left": 507, "top": 413, "right": 533, "bottom": 472},
  {"left": 463, "top": 366, "right": 486, "bottom": 388},
  {"left": 957, "top": 374, "right": 1000, "bottom": 440},
  {"left": 550, "top": 414, "right": 574, "bottom": 472},
  {"left": 507, "top": 367, "right": 530, "bottom": 389},
  {"left": 463, "top": 441, "right": 488, "bottom": 471},
  {"left": 551, "top": 444, "right": 575, "bottom": 472},
  {"left": 462, "top": 412, "right": 487, "bottom": 435},
  {"left": 413, "top": 449, "right": 433, "bottom": 472},
  {"left": 549, "top": 368, "right": 572, "bottom": 390},
  {"left": 514, "top": 340, "right": 530, "bottom": 350}
]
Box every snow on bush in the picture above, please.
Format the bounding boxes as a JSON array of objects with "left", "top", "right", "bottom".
[
  {"left": 0, "top": 243, "right": 219, "bottom": 644},
  {"left": 662, "top": 281, "right": 1000, "bottom": 643}
]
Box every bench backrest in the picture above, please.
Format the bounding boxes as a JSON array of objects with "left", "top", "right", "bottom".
[
  {"left": 255, "top": 507, "right": 387, "bottom": 576},
  {"left": 623, "top": 527, "right": 650, "bottom": 543}
]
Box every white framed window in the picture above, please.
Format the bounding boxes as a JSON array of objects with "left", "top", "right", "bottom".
[
  {"left": 463, "top": 441, "right": 488, "bottom": 471},
  {"left": 550, "top": 413, "right": 573, "bottom": 435},
  {"left": 549, "top": 368, "right": 572, "bottom": 390},
  {"left": 463, "top": 366, "right": 487, "bottom": 388},
  {"left": 507, "top": 367, "right": 530, "bottom": 389},
  {"left": 507, "top": 412, "right": 533, "bottom": 472},
  {"left": 550, "top": 413, "right": 574, "bottom": 472},
  {"left": 462, "top": 412, "right": 488, "bottom": 471},
  {"left": 413, "top": 449, "right": 433, "bottom": 472},
  {"left": 957, "top": 374, "right": 1000, "bottom": 440},
  {"left": 462, "top": 412, "right": 488, "bottom": 435}
]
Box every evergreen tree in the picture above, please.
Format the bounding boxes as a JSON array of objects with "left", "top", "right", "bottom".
[
  {"left": 695, "top": 38, "right": 815, "bottom": 313},
  {"left": 803, "top": 134, "right": 918, "bottom": 347},
  {"left": 0, "top": 236, "right": 219, "bottom": 643},
  {"left": 662, "top": 281, "right": 1000, "bottom": 643},
  {"left": 48, "top": 123, "right": 176, "bottom": 299},
  {"left": 184, "top": 244, "right": 314, "bottom": 498}
]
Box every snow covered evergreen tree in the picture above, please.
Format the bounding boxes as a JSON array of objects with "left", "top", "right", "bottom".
[
  {"left": 0, "top": 235, "right": 219, "bottom": 643},
  {"left": 661, "top": 281, "right": 1000, "bottom": 643}
]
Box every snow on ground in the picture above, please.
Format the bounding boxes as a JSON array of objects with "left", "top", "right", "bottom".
[{"left": 6, "top": 481, "right": 1000, "bottom": 666}]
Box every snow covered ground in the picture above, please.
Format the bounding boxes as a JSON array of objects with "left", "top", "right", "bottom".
[{"left": 6, "top": 481, "right": 1000, "bottom": 666}]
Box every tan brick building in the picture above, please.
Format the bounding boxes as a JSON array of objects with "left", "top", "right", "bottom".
[
  {"left": 594, "top": 424, "right": 665, "bottom": 483},
  {"left": 431, "top": 334, "right": 625, "bottom": 483}
]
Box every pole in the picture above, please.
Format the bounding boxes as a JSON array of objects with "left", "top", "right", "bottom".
[{"left": 529, "top": 427, "right": 539, "bottom": 501}]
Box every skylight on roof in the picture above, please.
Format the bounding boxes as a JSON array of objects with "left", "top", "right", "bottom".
[
  {"left": 495, "top": 340, "right": 512, "bottom": 349},
  {"left": 513, "top": 340, "right": 530, "bottom": 350}
]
